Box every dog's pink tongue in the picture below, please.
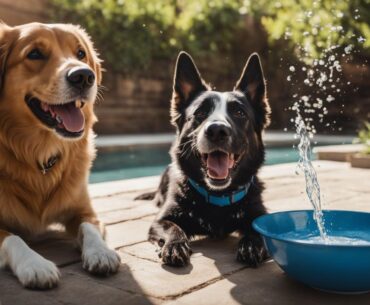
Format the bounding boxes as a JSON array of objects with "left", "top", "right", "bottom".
[
  {"left": 52, "top": 103, "right": 84, "bottom": 132},
  {"left": 207, "top": 153, "right": 234, "bottom": 180}
]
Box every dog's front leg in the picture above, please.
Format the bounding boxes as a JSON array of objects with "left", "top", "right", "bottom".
[
  {"left": 0, "top": 230, "right": 60, "bottom": 289},
  {"left": 66, "top": 216, "right": 121, "bottom": 275},
  {"left": 149, "top": 220, "right": 192, "bottom": 267}
]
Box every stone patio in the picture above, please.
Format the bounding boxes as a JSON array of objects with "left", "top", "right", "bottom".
[{"left": 1, "top": 161, "right": 369, "bottom": 305}]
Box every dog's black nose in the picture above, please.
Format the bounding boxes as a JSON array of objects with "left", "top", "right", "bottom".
[
  {"left": 205, "top": 122, "right": 231, "bottom": 142},
  {"left": 67, "top": 67, "right": 95, "bottom": 90}
]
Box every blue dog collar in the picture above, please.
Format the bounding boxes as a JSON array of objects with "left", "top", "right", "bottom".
[{"left": 188, "top": 176, "right": 254, "bottom": 207}]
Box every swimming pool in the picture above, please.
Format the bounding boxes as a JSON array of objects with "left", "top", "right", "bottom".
[{"left": 89, "top": 146, "right": 302, "bottom": 183}]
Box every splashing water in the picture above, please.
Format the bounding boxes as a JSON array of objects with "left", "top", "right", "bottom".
[
  {"left": 296, "top": 117, "right": 327, "bottom": 240},
  {"left": 286, "top": 5, "right": 366, "bottom": 243}
]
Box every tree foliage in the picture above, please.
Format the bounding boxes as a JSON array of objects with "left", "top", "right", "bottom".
[{"left": 50, "top": 0, "right": 370, "bottom": 73}]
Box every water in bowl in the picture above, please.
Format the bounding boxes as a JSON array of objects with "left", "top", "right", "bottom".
[{"left": 279, "top": 229, "right": 370, "bottom": 246}]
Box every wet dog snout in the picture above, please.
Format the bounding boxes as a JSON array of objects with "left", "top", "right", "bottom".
[
  {"left": 66, "top": 67, "right": 95, "bottom": 90},
  {"left": 205, "top": 121, "right": 231, "bottom": 142}
]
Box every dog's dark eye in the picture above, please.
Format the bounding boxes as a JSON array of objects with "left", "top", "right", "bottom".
[
  {"left": 27, "top": 48, "right": 45, "bottom": 60},
  {"left": 234, "top": 109, "right": 246, "bottom": 118},
  {"left": 195, "top": 109, "right": 208, "bottom": 120},
  {"left": 229, "top": 102, "right": 247, "bottom": 119},
  {"left": 77, "top": 49, "right": 86, "bottom": 60}
]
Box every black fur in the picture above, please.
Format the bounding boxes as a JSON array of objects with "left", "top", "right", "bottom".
[{"left": 139, "top": 51, "right": 271, "bottom": 267}]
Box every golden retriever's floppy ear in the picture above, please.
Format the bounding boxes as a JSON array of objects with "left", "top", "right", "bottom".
[
  {"left": 73, "top": 25, "right": 103, "bottom": 85},
  {"left": 0, "top": 22, "right": 12, "bottom": 92}
]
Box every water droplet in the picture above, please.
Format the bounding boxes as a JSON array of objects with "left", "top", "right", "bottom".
[
  {"left": 344, "top": 44, "right": 353, "bottom": 54},
  {"left": 326, "top": 95, "right": 335, "bottom": 102},
  {"left": 358, "top": 36, "right": 366, "bottom": 43}
]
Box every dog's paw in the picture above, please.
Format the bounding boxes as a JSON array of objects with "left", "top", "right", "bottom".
[
  {"left": 15, "top": 254, "right": 60, "bottom": 289},
  {"left": 82, "top": 245, "right": 121, "bottom": 276},
  {"left": 236, "top": 236, "right": 268, "bottom": 267},
  {"left": 159, "top": 240, "right": 192, "bottom": 267}
]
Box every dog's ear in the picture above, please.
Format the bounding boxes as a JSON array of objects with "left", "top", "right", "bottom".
[
  {"left": 0, "top": 22, "right": 12, "bottom": 93},
  {"left": 171, "top": 51, "right": 208, "bottom": 127},
  {"left": 234, "top": 53, "right": 270, "bottom": 129}
]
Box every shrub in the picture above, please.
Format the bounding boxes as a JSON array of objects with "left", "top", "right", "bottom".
[
  {"left": 50, "top": 0, "right": 245, "bottom": 74},
  {"left": 249, "top": 0, "right": 370, "bottom": 62},
  {"left": 357, "top": 122, "right": 370, "bottom": 154},
  {"left": 50, "top": 0, "right": 369, "bottom": 72}
]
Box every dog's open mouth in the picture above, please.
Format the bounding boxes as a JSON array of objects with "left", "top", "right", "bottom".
[
  {"left": 201, "top": 151, "right": 240, "bottom": 182},
  {"left": 26, "top": 96, "right": 85, "bottom": 138}
]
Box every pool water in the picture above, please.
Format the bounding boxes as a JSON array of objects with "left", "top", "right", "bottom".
[{"left": 90, "top": 146, "right": 302, "bottom": 183}]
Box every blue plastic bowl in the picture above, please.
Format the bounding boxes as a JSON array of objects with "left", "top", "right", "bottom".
[{"left": 252, "top": 210, "right": 370, "bottom": 294}]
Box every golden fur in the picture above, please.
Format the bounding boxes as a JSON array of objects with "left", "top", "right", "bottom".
[{"left": 0, "top": 23, "right": 119, "bottom": 289}]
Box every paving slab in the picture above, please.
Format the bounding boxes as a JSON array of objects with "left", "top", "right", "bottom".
[
  {"left": 1, "top": 161, "right": 369, "bottom": 305},
  {"left": 63, "top": 249, "right": 247, "bottom": 299},
  {"left": 92, "top": 195, "right": 142, "bottom": 213},
  {"left": 163, "top": 261, "right": 370, "bottom": 305},
  {"left": 0, "top": 264, "right": 155, "bottom": 305},
  {"left": 121, "top": 236, "right": 241, "bottom": 264},
  {"left": 106, "top": 216, "right": 154, "bottom": 249},
  {"left": 99, "top": 201, "right": 158, "bottom": 225}
]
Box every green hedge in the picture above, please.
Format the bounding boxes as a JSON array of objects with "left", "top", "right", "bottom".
[
  {"left": 50, "top": 0, "right": 370, "bottom": 73},
  {"left": 250, "top": 0, "right": 370, "bottom": 63},
  {"left": 50, "top": 0, "right": 244, "bottom": 74}
]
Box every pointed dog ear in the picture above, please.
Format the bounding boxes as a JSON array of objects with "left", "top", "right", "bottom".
[
  {"left": 234, "top": 53, "right": 270, "bottom": 129},
  {"left": 171, "top": 51, "right": 209, "bottom": 128}
]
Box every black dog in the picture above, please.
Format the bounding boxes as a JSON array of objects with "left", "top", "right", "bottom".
[{"left": 137, "top": 51, "right": 271, "bottom": 267}]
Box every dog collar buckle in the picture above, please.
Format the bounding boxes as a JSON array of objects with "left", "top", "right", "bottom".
[{"left": 38, "top": 155, "right": 59, "bottom": 175}]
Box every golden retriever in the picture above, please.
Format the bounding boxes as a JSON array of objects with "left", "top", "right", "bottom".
[{"left": 0, "top": 22, "right": 120, "bottom": 289}]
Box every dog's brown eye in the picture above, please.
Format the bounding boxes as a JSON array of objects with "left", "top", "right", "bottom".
[
  {"left": 77, "top": 49, "right": 86, "bottom": 60},
  {"left": 234, "top": 109, "right": 246, "bottom": 118},
  {"left": 27, "top": 48, "right": 45, "bottom": 60}
]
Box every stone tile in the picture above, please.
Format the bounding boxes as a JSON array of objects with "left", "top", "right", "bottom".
[
  {"left": 32, "top": 238, "right": 80, "bottom": 267},
  {"left": 121, "top": 236, "right": 241, "bottom": 265},
  {"left": 264, "top": 189, "right": 363, "bottom": 213},
  {"left": 164, "top": 261, "right": 370, "bottom": 305},
  {"left": 93, "top": 195, "right": 141, "bottom": 213},
  {"left": 106, "top": 216, "right": 154, "bottom": 249},
  {"left": 99, "top": 202, "right": 158, "bottom": 225},
  {"left": 259, "top": 161, "right": 348, "bottom": 180},
  {"left": 89, "top": 176, "right": 159, "bottom": 198},
  {"left": 77, "top": 241, "right": 247, "bottom": 299},
  {"left": 0, "top": 264, "right": 155, "bottom": 305}
]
